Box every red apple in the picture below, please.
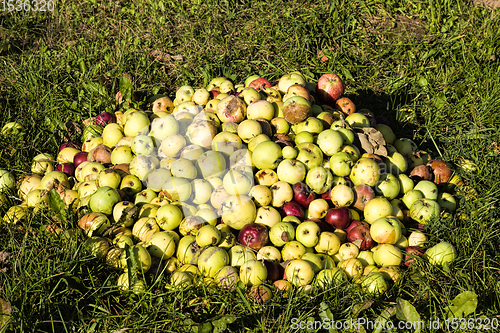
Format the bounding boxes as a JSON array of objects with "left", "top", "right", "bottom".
[
  {"left": 353, "top": 184, "right": 375, "bottom": 211},
  {"left": 95, "top": 112, "right": 116, "bottom": 126},
  {"left": 306, "top": 218, "right": 332, "bottom": 232},
  {"left": 263, "top": 259, "right": 283, "bottom": 282},
  {"left": 55, "top": 163, "right": 75, "bottom": 177},
  {"left": 73, "top": 151, "right": 88, "bottom": 168},
  {"left": 282, "top": 201, "right": 305, "bottom": 219},
  {"left": 426, "top": 159, "right": 452, "bottom": 185},
  {"left": 248, "top": 77, "right": 272, "bottom": 91},
  {"left": 316, "top": 73, "right": 344, "bottom": 105},
  {"left": 347, "top": 224, "right": 375, "bottom": 250},
  {"left": 209, "top": 88, "right": 221, "bottom": 99},
  {"left": 345, "top": 220, "right": 368, "bottom": 234},
  {"left": 293, "top": 182, "right": 316, "bottom": 208},
  {"left": 404, "top": 246, "right": 425, "bottom": 267},
  {"left": 59, "top": 141, "right": 81, "bottom": 151},
  {"left": 334, "top": 97, "right": 356, "bottom": 115},
  {"left": 238, "top": 223, "right": 269, "bottom": 251},
  {"left": 324, "top": 207, "right": 352, "bottom": 229}
]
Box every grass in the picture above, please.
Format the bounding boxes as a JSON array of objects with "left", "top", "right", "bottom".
[{"left": 1, "top": 0, "right": 500, "bottom": 331}]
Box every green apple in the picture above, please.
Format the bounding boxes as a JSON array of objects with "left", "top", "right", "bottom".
[
  {"left": 295, "top": 221, "right": 321, "bottom": 248},
  {"left": 314, "top": 232, "right": 341, "bottom": 256},
  {"left": 363, "top": 197, "right": 393, "bottom": 224},
  {"left": 240, "top": 259, "right": 267, "bottom": 286},
  {"left": 124, "top": 111, "right": 150, "bottom": 137},
  {"left": 414, "top": 180, "right": 439, "bottom": 200},
  {"left": 198, "top": 246, "right": 230, "bottom": 278},
  {"left": 350, "top": 157, "right": 381, "bottom": 187},
  {"left": 277, "top": 159, "right": 307, "bottom": 185},
  {"left": 284, "top": 259, "right": 315, "bottom": 287},
  {"left": 372, "top": 244, "right": 403, "bottom": 266},
  {"left": 282, "top": 240, "right": 307, "bottom": 261},
  {"left": 424, "top": 241, "right": 456, "bottom": 266},
  {"left": 370, "top": 217, "right": 402, "bottom": 244},
  {"left": 329, "top": 152, "right": 354, "bottom": 177},
  {"left": 316, "top": 129, "right": 343, "bottom": 156},
  {"left": 409, "top": 198, "right": 441, "bottom": 224},
  {"left": 252, "top": 141, "right": 283, "bottom": 170},
  {"left": 144, "top": 231, "right": 176, "bottom": 260}
]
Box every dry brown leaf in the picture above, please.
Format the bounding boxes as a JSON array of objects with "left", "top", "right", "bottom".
[{"left": 357, "top": 127, "right": 388, "bottom": 156}]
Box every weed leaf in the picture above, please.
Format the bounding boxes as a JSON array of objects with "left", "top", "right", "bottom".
[
  {"left": 396, "top": 298, "right": 421, "bottom": 333},
  {"left": 373, "top": 306, "right": 396, "bottom": 333},
  {"left": 212, "top": 315, "right": 237, "bottom": 333},
  {"left": 445, "top": 291, "right": 478, "bottom": 319},
  {"left": 0, "top": 298, "right": 11, "bottom": 329},
  {"left": 48, "top": 188, "right": 68, "bottom": 225}
]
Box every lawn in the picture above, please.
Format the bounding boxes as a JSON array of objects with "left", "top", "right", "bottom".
[{"left": 1, "top": 0, "right": 500, "bottom": 332}]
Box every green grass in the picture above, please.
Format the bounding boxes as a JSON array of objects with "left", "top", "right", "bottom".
[{"left": 1, "top": 0, "right": 500, "bottom": 332}]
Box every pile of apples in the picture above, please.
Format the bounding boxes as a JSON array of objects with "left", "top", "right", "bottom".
[{"left": 0, "top": 72, "right": 461, "bottom": 299}]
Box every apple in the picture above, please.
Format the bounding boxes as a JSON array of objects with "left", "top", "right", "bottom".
[
  {"left": 369, "top": 217, "right": 402, "bottom": 244},
  {"left": 237, "top": 119, "right": 262, "bottom": 143},
  {"left": 252, "top": 141, "right": 283, "bottom": 170},
  {"left": 296, "top": 142, "right": 324, "bottom": 170},
  {"left": 315, "top": 268, "right": 346, "bottom": 288},
  {"left": 361, "top": 272, "right": 388, "bottom": 296},
  {"left": 404, "top": 246, "right": 425, "bottom": 267},
  {"left": 270, "top": 181, "right": 293, "bottom": 207},
  {"left": 228, "top": 244, "right": 256, "bottom": 268},
  {"left": 306, "top": 198, "right": 329, "bottom": 219},
  {"left": 334, "top": 97, "right": 356, "bottom": 115},
  {"left": 329, "top": 184, "right": 354, "bottom": 207},
  {"left": 314, "top": 232, "right": 341, "bottom": 256},
  {"left": 216, "top": 95, "right": 247, "bottom": 123},
  {"left": 347, "top": 224, "right": 375, "bottom": 250},
  {"left": 316, "top": 73, "right": 344, "bottom": 104},
  {"left": 324, "top": 207, "right": 351, "bottom": 229},
  {"left": 372, "top": 244, "right": 403, "bottom": 266},
  {"left": 349, "top": 157, "right": 381, "bottom": 187},
  {"left": 277, "top": 159, "right": 307, "bottom": 184},
  {"left": 240, "top": 260, "right": 268, "bottom": 286},
  {"left": 357, "top": 250, "right": 376, "bottom": 266},
  {"left": 352, "top": 184, "right": 375, "bottom": 211},
  {"left": 246, "top": 100, "right": 275, "bottom": 121},
  {"left": 337, "top": 243, "right": 360, "bottom": 261},
  {"left": 285, "top": 259, "right": 315, "bottom": 287},
  {"left": 414, "top": 180, "right": 439, "bottom": 200},
  {"left": 214, "top": 266, "right": 240, "bottom": 290},
  {"left": 409, "top": 198, "right": 441, "bottom": 224},
  {"left": 257, "top": 245, "right": 282, "bottom": 262},
  {"left": 337, "top": 258, "right": 363, "bottom": 278},
  {"left": 278, "top": 72, "right": 306, "bottom": 94},
  {"left": 196, "top": 150, "right": 227, "bottom": 179},
  {"left": 384, "top": 151, "right": 408, "bottom": 175},
  {"left": 197, "top": 246, "right": 230, "bottom": 278},
  {"left": 195, "top": 225, "right": 221, "bottom": 247},
  {"left": 281, "top": 240, "right": 307, "bottom": 261},
  {"left": 425, "top": 241, "right": 457, "bottom": 266},
  {"left": 238, "top": 223, "right": 269, "bottom": 250},
  {"left": 363, "top": 197, "right": 393, "bottom": 224},
  {"left": 282, "top": 201, "right": 305, "bottom": 219},
  {"left": 269, "top": 222, "right": 296, "bottom": 247},
  {"left": 221, "top": 195, "right": 257, "bottom": 230},
  {"left": 123, "top": 111, "right": 150, "bottom": 137},
  {"left": 427, "top": 159, "right": 452, "bottom": 185},
  {"left": 374, "top": 173, "right": 401, "bottom": 200},
  {"left": 248, "top": 77, "right": 272, "bottom": 91},
  {"left": 144, "top": 231, "right": 176, "bottom": 260},
  {"left": 293, "top": 182, "right": 316, "bottom": 208},
  {"left": 295, "top": 221, "right": 321, "bottom": 247}
]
